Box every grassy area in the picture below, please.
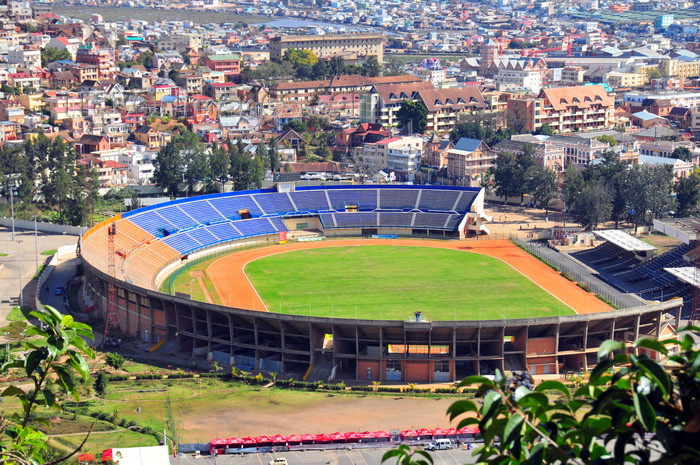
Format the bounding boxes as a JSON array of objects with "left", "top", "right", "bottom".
[
  {"left": 161, "top": 255, "right": 223, "bottom": 305},
  {"left": 41, "top": 250, "right": 56, "bottom": 256},
  {"left": 54, "top": 429, "right": 160, "bottom": 453},
  {"left": 244, "top": 245, "right": 574, "bottom": 320}
]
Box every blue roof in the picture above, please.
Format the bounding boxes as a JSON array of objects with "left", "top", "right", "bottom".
[
  {"left": 453, "top": 138, "right": 482, "bottom": 152},
  {"left": 161, "top": 95, "right": 178, "bottom": 103}
]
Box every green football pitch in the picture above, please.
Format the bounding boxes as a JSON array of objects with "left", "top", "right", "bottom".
[{"left": 244, "top": 245, "right": 575, "bottom": 321}]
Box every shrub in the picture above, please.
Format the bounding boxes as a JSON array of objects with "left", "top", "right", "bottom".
[{"left": 105, "top": 353, "right": 126, "bottom": 370}]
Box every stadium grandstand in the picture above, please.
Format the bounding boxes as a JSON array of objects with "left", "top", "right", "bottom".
[
  {"left": 79, "top": 183, "right": 681, "bottom": 383},
  {"left": 570, "top": 224, "right": 698, "bottom": 319}
]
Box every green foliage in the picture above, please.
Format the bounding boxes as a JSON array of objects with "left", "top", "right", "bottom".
[
  {"left": 573, "top": 179, "right": 612, "bottom": 230},
  {"left": 105, "top": 353, "right": 126, "bottom": 370},
  {"left": 94, "top": 371, "right": 109, "bottom": 397},
  {"left": 396, "top": 100, "right": 428, "bottom": 133},
  {"left": 1, "top": 305, "right": 95, "bottom": 464},
  {"left": 449, "top": 121, "right": 514, "bottom": 147},
  {"left": 282, "top": 120, "right": 306, "bottom": 133},
  {"left": 534, "top": 122, "right": 554, "bottom": 136},
  {"left": 40, "top": 47, "right": 72, "bottom": 68},
  {"left": 361, "top": 56, "right": 382, "bottom": 77},
  {"left": 672, "top": 146, "right": 693, "bottom": 162},
  {"left": 675, "top": 173, "right": 700, "bottom": 217},
  {"left": 594, "top": 134, "right": 618, "bottom": 147},
  {"left": 433, "top": 329, "right": 700, "bottom": 465}
]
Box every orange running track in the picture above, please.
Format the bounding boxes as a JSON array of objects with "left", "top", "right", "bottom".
[{"left": 206, "top": 239, "right": 612, "bottom": 315}]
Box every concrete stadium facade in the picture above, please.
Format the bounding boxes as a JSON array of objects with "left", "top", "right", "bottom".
[{"left": 80, "top": 185, "right": 681, "bottom": 383}]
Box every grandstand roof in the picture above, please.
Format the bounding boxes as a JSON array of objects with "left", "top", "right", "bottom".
[
  {"left": 593, "top": 229, "right": 656, "bottom": 252},
  {"left": 653, "top": 217, "right": 700, "bottom": 244},
  {"left": 663, "top": 267, "right": 700, "bottom": 287}
]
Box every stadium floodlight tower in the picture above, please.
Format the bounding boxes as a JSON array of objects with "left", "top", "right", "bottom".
[{"left": 103, "top": 222, "right": 121, "bottom": 346}]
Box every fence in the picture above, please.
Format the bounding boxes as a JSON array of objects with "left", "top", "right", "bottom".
[{"left": 512, "top": 238, "right": 636, "bottom": 309}]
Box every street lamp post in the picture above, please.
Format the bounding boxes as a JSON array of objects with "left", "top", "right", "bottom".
[
  {"left": 9, "top": 185, "right": 14, "bottom": 242},
  {"left": 32, "top": 215, "right": 38, "bottom": 276},
  {"left": 16, "top": 240, "right": 23, "bottom": 309}
]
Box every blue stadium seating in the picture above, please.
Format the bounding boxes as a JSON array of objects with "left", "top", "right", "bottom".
[
  {"left": 180, "top": 200, "right": 227, "bottom": 224},
  {"left": 207, "top": 195, "right": 263, "bottom": 219},
  {"left": 289, "top": 190, "right": 331, "bottom": 212},
  {"left": 326, "top": 189, "right": 378, "bottom": 211},
  {"left": 417, "top": 189, "right": 461, "bottom": 211},
  {"left": 378, "top": 189, "right": 419, "bottom": 210},
  {"left": 255, "top": 193, "right": 295, "bottom": 215}
]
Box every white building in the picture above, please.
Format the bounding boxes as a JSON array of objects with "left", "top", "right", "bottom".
[
  {"left": 362, "top": 136, "right": 423, "bottom": 178},
  {"left": 494, "top": 68, "right": 542, "bottom": 94},
  {"left": 7, "top": 48, "right": 40, "bottom": 68}
]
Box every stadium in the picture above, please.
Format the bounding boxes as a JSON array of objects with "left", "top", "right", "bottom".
[{"left": 79, "top": 184, "right": 681, "bottom": 383}]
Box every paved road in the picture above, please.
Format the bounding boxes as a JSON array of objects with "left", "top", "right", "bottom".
[
  {"left": 171, "top": 447, "right": 477, "bottom": 465},
  {"left": 0, "top": 226, "right": 80, "bottom": 327}
]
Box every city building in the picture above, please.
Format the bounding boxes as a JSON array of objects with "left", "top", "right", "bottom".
[{"left": 269, "top": 32, "right": 385, "bottom": 63}]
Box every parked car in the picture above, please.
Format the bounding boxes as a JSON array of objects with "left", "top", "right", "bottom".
[
  {"left": 269, "top": 458, "right": 288, "bottom": 465},
  {"left": 55, "top": 286, "right": 65, "bottom": 296},
  {"left": 425, "top": 439, "right": 454, "bottom": 451}
]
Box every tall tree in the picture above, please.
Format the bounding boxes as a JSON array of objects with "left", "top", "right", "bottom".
[
  {"left": 153, "top": 141, "right": 183, "bottom": 198},
  {"left": 396, "top": 100, "right": 427, "bottom": 133},
  {"left": 562, "top": 165, "right": 585, "bottom": 212},
  {"left": 361, "top": 56, "right": 382, "bottom": 77},
  {"left": 529, "top": 166, "right": 557, "bottom": 220},
  {"left": 573, "top": 179, "right": 612, "bottom": 231},
  {"left": 489, "top": 152, "right": 519, "bottom": 204},
  {"left": 675, "top": 174, "right": 700, "bottom": 217},
  {"left": 209, "top": 142, "right": 230, "bottom": 185},
  {"left": 269, "top": 145, "right": 281, "bottom": 173},
  {"left": 515, "top": 152, "right": 537, "bottom": 205}
]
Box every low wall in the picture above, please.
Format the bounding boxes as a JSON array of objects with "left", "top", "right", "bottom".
[{"left": 0, "top": 218, "right": 86, "bottom": 236}]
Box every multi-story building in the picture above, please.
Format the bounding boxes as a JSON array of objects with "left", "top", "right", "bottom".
[
  {"left": 494, "top": 68, "right": 543, "bottom": 94},
  {"left": 203, "top": 54, "right": 241, "bottom": 76},
  {"left": 606, "top": 71, "right": 646, "bottom": 89},
  {"left": 446, "top": 138, "right": 496, "bottom": 186},
  {"left": 561, "top": 66, "right": 586, "bottom": 84},
  {"left": 360, "top": 83, "right": 487, "bottom": 134},
  {"left": 659, "top": 59, "right": 700, "bottom": 81},
  {"left": 270, "top": 75, "right": 420, "bottom": 104},
  {"left": 543, "top": 135, "right": 609, "bottom": 166},
  {"left": 8, "top": 73, "right": 40, "bottom": 92},
  {"left": 174, "top": 74, "right": 204, "bottom": 95},
  {"left": 493, "top": 137, "right": 566, "bottom": 172},
  {"left": 203, "top": 82, "right": 238, "bottom": 101},
  {"left": 269, "top": 33, "right": 385, "bottom": 63},
  {"left": 0, "top": 99, "right": 24, "bottom": 123},
  {"left": 75, "top": 46, "right": 114, "bottom": 79},
  {"left": 158, "top": 33, "right": 203, "bottom": 53},
  {"left": 624, "top": 90, "right": 700, "bottom": 110},
  {"left": 360, "top": 81, "right": 435, "bottom": 128},
  {"left": 7, "top": 48, "right": 40, "bottom": 68},
  {"left": 361, "top": 135, "right": 422, "bottom": 173},
  {"left": 507, "top": 84, "right": 615, "bottom": 134}
]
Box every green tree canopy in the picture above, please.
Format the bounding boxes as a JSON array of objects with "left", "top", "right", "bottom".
[
  {"left": 672, "top": 146, "right": 693, "bottom": 161},
  {"left": 675, "top": 173, "right": 700, "bottom": 217},
  {"left": 40, "top": 47, "right": 72, "bottom": 67},
  {"left": 361, "top": 56, "right": 382, "bottom": 77},
  {"left": 396, "top": 100, "right": 428, "bottom": 133},
  {"left": 574, "top": 179, "right": 613, "bottom": 230},
  {"left": 489, "top": 152, "right": 519, "bottom": 204}
]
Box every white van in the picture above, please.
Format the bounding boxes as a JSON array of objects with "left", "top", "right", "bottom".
[{"left": 425, "top": 439, "right": 453, "bottom": 451}]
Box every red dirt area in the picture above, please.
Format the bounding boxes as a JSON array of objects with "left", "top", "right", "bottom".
[{"left": 206, "top": 239, "right": 611, "bottom": 315}]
